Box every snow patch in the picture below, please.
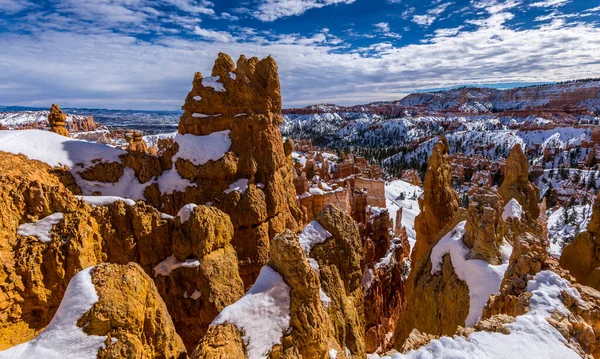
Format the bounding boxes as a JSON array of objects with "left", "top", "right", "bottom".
[
  {"left": 17, "top": 213, "right": 64, "bottom": 243},
  {"left": 77, "top": 196, "right": 135, "bottom": 207},
  {"left": 202, "top": 76, "right": 225, "bottom": 92},
  {"left": 0, "top": 267, "right": 108, "bottom": 358},
  {"left": 298, "top": 221, "right": 332, "bottom": 254},
  {"left": 153, "top": 254, "right": 200, "bottom": 277},
  {"left": 502, "top": 199, "right": 523, "bottom": 221},
  {"left": 430, "top": 221, "right": 512, "bottom": 327},
  {"left": 177, "top": 204, "right": 197, "bottom": 224},
  {"left": 212, "top": 266, "right": 290, "bottom": 359},
  {"left": 224, "top": 178, "right": 249, "bottom": 195},
  {"left": 172, "top": 130, "right": 231, "bottom": 166}
]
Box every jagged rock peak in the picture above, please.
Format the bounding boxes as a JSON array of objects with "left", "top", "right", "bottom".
[
  {"left": 498, "top": 144, "right": 540, "bottom": 221},
  {"left": 411, "top": 135, "right": 459, "bottom": 264},
  {"left": 48, "top": 103, "right": 69, "bottom": 137},
  {"left": 463, "top": 188, "right": 506, "bottom": 265},
  {"left": 178, "top": 53, "right": 282, "bottom": 136},
  {"left": 124, "top": 130, "right": 148, "bottom": 153}
]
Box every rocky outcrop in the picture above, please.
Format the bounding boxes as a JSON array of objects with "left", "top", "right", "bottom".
[
  {"left": 498, "top": 144, "right": 540, "bottom": 222},
  {"left": 0, "top": 151, "right": 244, "bottom": 352},
  {"left": 164, "top": 53, "right": 305, "bottom": 287},
  {"left": 393, "top": 210, "right": 470, "bottom": 348},
  {"left": 311, "top": 205, "right": 366, "bottom": 357},
  {"left": 560, "top": 192, "right": 600, "bottom": 290},
  {"left": 48, "top": 104, "right": 69, "bottom": 137},
  {"left": 411, "top": 136, "right": 460, "bottom": 264},
  {"left": 124, "top": 130, "right": 149, "bottom": 153},
  {"left": 463, "top": 188, "right": 506, "bottom": 265},
  {"left": 82, "top": 263, "right": 187, "bottom": 358},
  {"left": 194, "top": 205, "right": 365, "bottom": 359}
]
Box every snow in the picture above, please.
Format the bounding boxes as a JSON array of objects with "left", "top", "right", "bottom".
[
  {"left": 152, "top": 254, "right": 200, "bottom": 277},
  {"left": 212, "top": 265, "right": 291, "bottom": 359},
  {"left": 547, "top": 203, "right": 593, "bottom": 258},
  {"left": 430, "top": 221, "right": 512, "bottom": 327},
  {"left": 202, "top": 76, "right": 225, "bottom": 92},
  {"left": 172, "top": 130, "right": 231, "bottom": 166},
  {"left": 298, "top": 221, "right": 332, "bottom": 254},
  {"left": 224, "top": 178, "right": 249, "bottom": 195},
  {"left": 193, "top": 95, "right": 202, "bottom": 101},
  {"left": 17, "top": 213, "right": 64, "bottom": 243},
  {"left": 76, "top": 196, "right": 135, "bottom": 207},
  {"left": 75, "top": 167, "right": 149, "bottom": 201},
  {"left": 385, "top": 180, "right": 423, "bottom": 250},
  {"left": 387, "top": 271, "right": 580, "bottom": 359},
  {"left": 177, "top": 204, "right": 197, "bottom": 224},
  {"left": 155, "top": 168, "right": 197, "bottom": 195},
  {"left": 320, "top": 288, "right": 332, "bottom": 307},
  {"left": 0, "top": 267, "right": 108, "bottom": 359},
  {"left": 362, "top": 268, "right": 375, "bottom": 293},
  {"left": 229, "top": 72, "right": 237, "bottom": 80},
  {"left": 309, "top": 187, "right": 326, "bottom": 195},
  {"left": 0, "top": 130, "right": 124, "bottom": 168},
  {"left": 502, "top": 199, "right": 523, "bottom": 221},
  {"left": 328, "top": 348, "right": 338, "bottom": 359}
]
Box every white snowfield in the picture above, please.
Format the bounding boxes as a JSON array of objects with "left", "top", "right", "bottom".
[
  {"left": 0, "top": 267, "right": 108, "bottom": 359},
  {"left": 374, "top": 271, "right": 581, "bottom": 359},
  {"left": 211, "top": 265, "right": 291, "bottom": 359},
  {"left": 0, "top": 111, "right": 89, "bottom": 128},
  {"left": 430, "top": 221, "right": 512, "bottom": 327},
  {"left": 16, "top": 212, "right": 64, "bottom": 243}
]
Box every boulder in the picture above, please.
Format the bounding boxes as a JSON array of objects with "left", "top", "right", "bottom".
[{"left": 48, "top": 104, "right": 69, "bottom": 137}]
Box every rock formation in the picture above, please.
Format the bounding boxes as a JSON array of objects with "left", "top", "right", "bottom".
[
  {"left": 411, "top": 136, "right": 460, "bottom": 264},
  {"left": 124, "top": 130, "right": 149, "bottom": 153},
  {"left": 498, "top": 144, "right": 540, "bottom": 222},
  {"left": 48, "top": 104, "right": 69, "bottom": 137},
  {"left": 394, "top": 210, "right": 470, "bottom": 347},
  {"left": 463, "top": 188, "right": 506, "bottom": 265},
  {"left": 82, "top": 263, "right": 188, "bottom": 358},
  {"left": 560, "top": 191, "right": 600, "bottom": 290},
  {"left": 194, "top": 205, "right": 364, "bottom": 359}
]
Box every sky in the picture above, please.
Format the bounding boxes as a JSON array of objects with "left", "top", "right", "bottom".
[{"left": 0, "top": 0, "right": 599, "bottom": 110}]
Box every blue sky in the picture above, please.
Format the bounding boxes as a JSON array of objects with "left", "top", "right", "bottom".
[{"left": 0, "top": 0, "right": 599, "bottom": 110}]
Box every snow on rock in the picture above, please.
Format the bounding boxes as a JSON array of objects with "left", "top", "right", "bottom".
[
  {"left": 0, "top": 129, "right": 124, "bottom": 168},
  {"left": 152, "top": 254, "right": 200, "bottom": 277},
  {"left": 320, "top": 288, "right": 332, "bottom": 307},
  {"left": 177, "top": 204, "right": 198, "bottom": 224},
  {"left": 172, "top": 130, "right": 231, "bottom": 166},
  {"left": 362, "top": 268, "right": 375, "bottom": 293},
  {"left": 76, "top": 196, "right": 136, "bottom": 207},
  {"left": 328, "top": 348, "right": 338, "bottom": 359},
  {"left": 16, "top": 213, "right": 64, "bottom": 243},
  {"left": 193, "top": 96, "right": 202, "bottom": 101},
  {"left": 0, "top": 267, "right": 108, "bottom": 359},
  {"left": 385, "top": 180, "right": 422, "bottom": 250},
  {"left": 190, "top": 289, "right": 201, "bottom": 300},
  {"left": 224, "top": 178, "right": 249, "bottom": 195},
  {"left": 386, "top": 271, "right": 581, "bottom": 359},
  {"left": 502, "top": 198, "right": 523, "bottom": 221},
  {"left": 75, "top": 167, "right": 149, "bottom": 201},
  {"left": 229, "top": 72, "right": 237, "bottom": 80},
  {"left": 211, "top": 265, "right": 291, "bottom": 359},
  {"left": 155, "top": 168, "right": 197, "bottom": 195},
  {"left": 430, "top": 221, "right": 512, "bottom": 327},
  {"left": 298, "top": 221, "right": 332, "bottom": 254},
  {"left": 202, "top": 76, "right": 225, "bottom": 92}
]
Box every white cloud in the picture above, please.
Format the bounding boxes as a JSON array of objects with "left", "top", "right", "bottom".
[
  {"left": 164, "top": 0, "right": 215, "bottom": 15},
  {"left": 472, "top": 0, "right": 521, "bottom": 14},
  {"left": 0, "top": 2, "right": 599, "bottom": 109},
  {"left": 374, "top": 22, "right": 403, "bottom": 39},
  {"left": 412, "top": 14, "right": 436, "bottom": 26},
  {"left": 0, "top": 0, "right": 34, "bottom": 13},
  {"left": 193, "top": 26, "right": 235, "bottom": 42},
  {"left": 253, "top": 0, "right": 356, "bottom": 21},
  {"left": 530, "top": 0, "right": 570, "bottom": 8},
  {"left": 411, "top": 1, "right": 453, "bottom": 27}
]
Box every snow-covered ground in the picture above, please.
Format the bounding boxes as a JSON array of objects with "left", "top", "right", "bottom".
[
  {"left": 372, "top": 271, "right": 582, "bottom": 359},
  {"left": 547, "top": 203, "right": 594, "bottom": 258}
]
